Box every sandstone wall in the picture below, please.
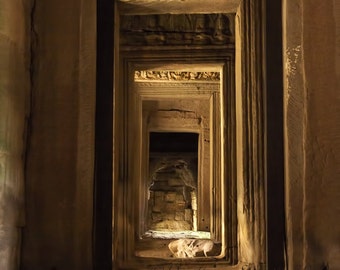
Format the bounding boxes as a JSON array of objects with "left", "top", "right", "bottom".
[
  {"left": 0, "top": 0, "right": 30, "bottom": 269},
  {"left": 284, "top": 0, "right": 340, "bottom": 268},
  {"left": 1, "top": 0, "right": 338, "bottom": 268},
  {"left": 20, "top": 0, "right": 96, "bottom": 269}
]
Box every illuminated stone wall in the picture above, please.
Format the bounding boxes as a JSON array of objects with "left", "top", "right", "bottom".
[
  {"left": 147, "top": 157, "right": 197, "bottom": 232},
  {"left": 284, "top": 0, "right": 340, "bottom": 268}
]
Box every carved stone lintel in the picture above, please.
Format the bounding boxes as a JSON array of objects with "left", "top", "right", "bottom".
[
  {"left": 133, "top": 82, "right": 219, "bottom": 94},
  {"left": 120, "top": 14, "right": 234, "bottom": 46},
  {"left": 134, "top": 70, "right": 220, "bottom": 82}
]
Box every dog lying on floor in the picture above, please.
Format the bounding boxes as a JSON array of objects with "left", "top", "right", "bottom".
[
  {"left": 168, "top": 238, "right": 214, "bottom": 258},
  {"left": 168, "top": 239, "right": 195, "bottom": 258}
]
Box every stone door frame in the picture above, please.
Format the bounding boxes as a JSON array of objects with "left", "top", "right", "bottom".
[{"left": 94, "top": 0, "right": 285, "bottom": 269}]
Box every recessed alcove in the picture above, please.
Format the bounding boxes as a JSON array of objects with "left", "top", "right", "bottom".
[
  {"left": 132, "top": 67, "right": 224, "bottom": 259},
  {"left": 146, "top": 132, "right": 200, "bottom": 237},
  {"left": 118, "top": 62, "right": 232, "bottom": 261}
]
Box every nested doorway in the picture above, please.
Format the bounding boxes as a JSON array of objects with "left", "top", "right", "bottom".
[
  {"left": 118, "top": 61, "right": 236, "bottom": 261},
  {"left": 94, "top": 0, "right": 285, "bottom": 269}
]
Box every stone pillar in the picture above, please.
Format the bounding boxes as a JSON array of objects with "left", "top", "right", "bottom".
[
  {"left": 21, "top": 0, "right": 96, "bottom": 269},
  {"left": 301, "top": 0, "right": 340, "bottom": 268},
  {"left": 0, "top": 0, "right": 30, "bottom": 269},
  {"left": 283, "top": 0, "right": 305, "bottom": 268},
  {"left": 284, "top": 0, "right": 340, "bottom": 268}
]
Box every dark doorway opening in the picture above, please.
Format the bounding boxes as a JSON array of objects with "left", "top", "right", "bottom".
[{"left": 149, "top": 132, "right": 198, "bottom": 153}]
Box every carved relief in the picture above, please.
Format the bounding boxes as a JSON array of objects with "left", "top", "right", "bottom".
[
  {"left": 134, "top": 70, "right": 220, "bottom": 81},
  {"left": 120, "top": 14, "right": 234, "bottom": 46},
  {"left": 134, "top": 82, "right": 219, "bottom": 92}
]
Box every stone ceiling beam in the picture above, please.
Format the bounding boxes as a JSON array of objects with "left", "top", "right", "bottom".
[{"left": 118, "top": 0, "right": 241, "bottom": 15}]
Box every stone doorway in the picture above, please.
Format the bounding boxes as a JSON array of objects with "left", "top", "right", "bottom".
[
  {"left": 127, "top": 64, "right": 229, "bottom": 258},
  {"left": 114, "top": 5, "right": 239, "bottom": 266},
  {"left": 94, "top": 0, "right": 280, "bottom": 268},
  {"left": 147, "top": 132, "right": 199, "bottom": 235}
]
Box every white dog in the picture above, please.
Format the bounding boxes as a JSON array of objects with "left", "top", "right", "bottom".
[
  {"left": 168, "top": 239, "right": 195, "bottom": 258},
  {"left": 168, "top": 238, "right": 215, "bottom": 258},
  {"left": 190, "top": 239, "right": 214, "bottom": 257}
]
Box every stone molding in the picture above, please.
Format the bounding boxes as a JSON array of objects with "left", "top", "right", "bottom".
[
  {"left": 114, "top": 49, "right": 236, "bottom": 268},
  {"left": 120, "top": 14, "right": 234, "bottom": 46},
  {"left": 134, "top": 70, "right": 220, "bottom": 82}
]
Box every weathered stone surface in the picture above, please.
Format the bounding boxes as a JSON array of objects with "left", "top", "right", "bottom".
[
  {"left": 120, "top": 14, "right": 234, "bottom": 46},
  {"left": 175, "top": 211, "right": 185, "bottom": 221},
  {"left": 165, "top": 202, "right": 177, "bottom": 212},
  {"left": 301, "top": 1, "right": 340, "bottom": 268},
  {"left": 0, "top": 226, "right": 21, "bottom": 270},
  {"left": 20, "top": 0, "right": 96, "bottom": 269},
  {"left": 152, "top": 220, "right": 191, "bottom": 231},
  {"left": 118, "top": 0, "right": 241, "bottom": 15},
  {"left": 152, "top": 212, "right": 162, "bottom": 222},
  {"left": 184, "top": 209, "right": 193, "bottom": 222},
  {"left": 284, "top": 0, "right": 340, "bottom": 268},
  {"left": 0, "top": 0, "right": 30, "bottom": 269},
  {"left": 168, "top": 178, "right": 183, "bottom": 186},
  {"left": 165, "top": 192, "right": 176, "bottom": 202}
]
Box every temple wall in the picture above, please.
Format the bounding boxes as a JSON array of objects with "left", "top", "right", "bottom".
[
  {"left": 284, "top": 0, "right": 340, "bottom": 268},
  {"left": 0, "top": 0, "right": 30, "bottom": 268},
  {"left": 20, "top": 0, "right": 96, "bottom": 269}
]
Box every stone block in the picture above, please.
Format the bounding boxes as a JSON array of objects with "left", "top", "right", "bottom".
[
  {"left": 168, "top": 178, "right": 183, "bottom": 186},
  {"left": 0, "top": 226, "right": 21, "bottom": 270},
  {"left": 154, "top": 191, "right": 164, "bottom": 198},
  {"left": 175, "top": 212, "right": 185, "bottom": 221},
  {"left": 164, "top": 213, "right": 175, "bottom": 220},
  {"left": 185, "top": 209, "right": 193, "bottom": 221},
  {"left": 176, "top": 193, "right": 185, "bottom": 201},
  {"left": 155, "top": 172, "right": 176, "bottom": 181},
  {"left": 176, "top": 201, "right": 186, "bottom": 210},
  {"left": 165, "top": 192, "right": 176, "bottom": 202},
  {"left": 152, "top": 205, "right": 162, "bottom": 213},
  {"left": 154, "top": 191, "right": 164, "bottom": 205},
  {"left": 152, "top": 212, "right": 163, "bottom": 221},
  {"left": 165, "top": 202, "right": 177, "bottom": 212}
]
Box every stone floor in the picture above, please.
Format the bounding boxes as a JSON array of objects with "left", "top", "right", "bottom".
[
  {"left": 136, "top": 230, "right": 221, "bottom": 259},
  {"left": 135, "top": 236, "right": 221, "bottom": 259},
  {"left": 142, "top": 230, "right": 210, "bottom": 239}
]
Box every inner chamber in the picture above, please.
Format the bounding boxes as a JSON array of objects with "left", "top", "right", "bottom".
[{"left": 146, "top": 132, "right": 202, "bottom": 237}]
